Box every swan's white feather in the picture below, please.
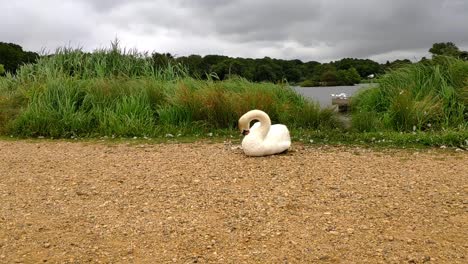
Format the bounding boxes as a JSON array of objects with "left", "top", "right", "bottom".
[{"left": 240, "top": 113, "right": 291, "bottom": 157}]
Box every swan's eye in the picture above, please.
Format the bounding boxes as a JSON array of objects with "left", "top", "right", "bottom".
[{"left": 242, "top": 129, "right": 249, "bottom": 135}]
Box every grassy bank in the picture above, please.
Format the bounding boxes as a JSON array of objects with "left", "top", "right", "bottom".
[
  {"left": 0, "top": 45, "right": 339, "bottom": 138},
  {"left": 351, "top": 57, "right": 467, "bottom": 132},
  {"left": 1, "top": 45, "right": 467, "bottom": 147}
]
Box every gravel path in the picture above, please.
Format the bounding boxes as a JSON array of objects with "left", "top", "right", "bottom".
[{"left": 0, "top": 140, "right": 467, "bottom": 263}]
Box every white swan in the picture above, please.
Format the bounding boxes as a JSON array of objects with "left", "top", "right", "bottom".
[{"left": 238, "top": 110, "right": 291, "bottom": 156}]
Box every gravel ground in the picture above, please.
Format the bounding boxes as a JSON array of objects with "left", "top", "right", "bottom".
[{"left": 0, "top": 140, "right": 467, "bottom": 263}]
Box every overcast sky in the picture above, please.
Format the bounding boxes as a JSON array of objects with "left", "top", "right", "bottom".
[{"left": 1, "top": 0, "right": 467, "bottom": 63}]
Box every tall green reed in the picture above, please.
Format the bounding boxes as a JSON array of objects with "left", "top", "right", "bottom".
[
  {"left": 158, "top": 77, "right": 339, "bottom": 130},
  {"left": 1, "top": 41, "right": 341, "bottom": 137},
  {"left": 352, "top": 57, "right": 468, "bottom": 132},
  {"left": 14, "top": 40, "right": 188, "bottom": 83}
]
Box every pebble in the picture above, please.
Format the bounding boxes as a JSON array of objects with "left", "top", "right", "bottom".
[{"left": 1, "top": 141, "right": 465, "bottom": 263}]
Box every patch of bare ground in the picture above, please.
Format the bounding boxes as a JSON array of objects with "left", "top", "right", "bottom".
[{"left": 0, "top": 140, "right": 467, "bottom": 263}]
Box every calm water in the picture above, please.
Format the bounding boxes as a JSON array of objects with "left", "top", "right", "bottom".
[{"left": 293, "top": 83, "right": 377, "bottom": 106}]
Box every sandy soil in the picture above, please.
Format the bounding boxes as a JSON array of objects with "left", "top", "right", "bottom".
[{"left": 0, "top": 140, "right": 467, "bottom": 263}]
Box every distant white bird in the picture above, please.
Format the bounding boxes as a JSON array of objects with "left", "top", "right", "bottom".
[{"left": 331, "top": 93, "right": 348, "bottom": 99}]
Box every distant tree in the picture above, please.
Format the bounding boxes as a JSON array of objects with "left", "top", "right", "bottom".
[
  {"left": 149, "top": 46, "right": 385, "bottom": 85},
  {"left": 0, "top": 64, "right": 5, "bottom": 76},
  {"left": 252, "top": 57, "right": 284, "bottom": 82},
  {"left": 346, "top": 67, "right": 361, "bottom": 84},
  {"left": 211, "top": 61, "right": 230, "bottom": 80},
  {"left": 151, "top": 52, "right": 174, "bottom": 68},
  {"left": 459, "top": 51, "right": 468, "bottom": 60},
  {"left": 238, "top": 59, "right": 255, "bottom": 80},
  {"left": 320, "top": 70, "right": 338, "bottom": 85},
  {"left": 283, "top": 67, "right": 302, "bottom": 83},
  {"left": 23, "top": 51, "right": 39, "bottom": 63},
  {"left": 429, "top": 42, "right": 461, "bottom": 57},
  {"left": 336, "top": 70, "right": 349, "bottom": 85},
  {"left": 177, "top": 54, "right": 204, "bottom": 77},
  {"left": 310, "top": 63, "right": 335, "bottom": 84},
  {"left": 277, "top": 59, "right": 304, "bottom": 83},
  {"left": 302, "top": 61, "right": 320, "bottom": 78},
  {"left": 383, "top": 59, "right": 412, "bottom": 71},
  {"left": 336, "top": 67, "right": 361, "bottom": 85},
  {"left": 203, "top": 55, "right": 229, "bottom": 70},
  {"left": 333, "top": 58, "right": 382, "bottom": 77},
  {"left": 299, "top": 79, "right": 317, "bottom": 87},
  {"left": 227, "top": 60, "right": 244, "bottom": 77},
  {"left": 255, "top": 63, "right": 278, "bottom": 82},
  {"left": 0, "top": 42, "right": 39, "bottom": 73}
]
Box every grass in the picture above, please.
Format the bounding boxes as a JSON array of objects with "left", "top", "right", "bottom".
[
  {"left": 2, "top": 129, "right": 466, "bottom": 150},
  {"left": 351, "top": 56, "right": 468, "bottom": 132},
  {"left": 6, "top": 77, "right": 340, "bottom": 137},
  {"left": 1, "top": 43, "right": 467, "bottom": 148},
  {"left": 292, "top": 129, "right": 468, "bottom": 148},
  {"left": 359, "top": 78, "right": 380, "bottom": 84},
  {"left": 14, "top": 39, "right": 187, "bottom": 82},
  {"left": 0, "top": 43, "right": 340, "bottom": 138}
]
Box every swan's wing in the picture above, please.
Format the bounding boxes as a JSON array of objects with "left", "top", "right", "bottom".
[
  {"left": 266, "top": 124, "right": 291, "bottom": 143},
  {"left": 262, "top": 124, "right": 291, "bottom": 154},
  {"left": 242, "top": 122, "right": 291, "bottom": 156}
]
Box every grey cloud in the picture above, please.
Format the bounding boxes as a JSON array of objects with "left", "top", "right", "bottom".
[
  {"left": 80, "top": 0, "right": 151, "bottom": 12},
  {"left": 213, "top": 1, "right": 321, "bottom": 32},
  {"left": 0, "top": 1, "right": 96, "bottom": 51},
  {"left": 286, "top": 0, "right": 468, "bottom": 59},
  {"left": 1, "top": 0, "right": 467, "bottom": 62}
]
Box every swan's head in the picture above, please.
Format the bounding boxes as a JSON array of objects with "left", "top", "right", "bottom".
[
  {"left": 238, "top": 120, "right": 250, "bottom": 135},
  {"left": 238, "top": 114, "right": 251, "bottom": 136},
  {"left": 239, "top": 109, "right": 268, "bottom": 136}
]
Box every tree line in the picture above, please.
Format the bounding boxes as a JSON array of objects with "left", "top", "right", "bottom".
[
  {"left": 1, "top": 41, "right": 466, "bottom": 86},
  {"left": 153, "top": 53, "right": 379, "bottom": 86},
  {"left": 0, "top": 42, "right": 39, "bottom": 75}
]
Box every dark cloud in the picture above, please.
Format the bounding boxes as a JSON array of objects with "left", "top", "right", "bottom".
[
  {"left": 1, "top": 0, "right": 467, "bottom": 62},
  {"left": 206, "top": 0, "right": 323, "bottom": 41},
  {"left": 81, "top": 0, "right": 149, "bottom": 12}
]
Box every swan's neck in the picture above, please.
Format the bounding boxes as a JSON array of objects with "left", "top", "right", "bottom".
[{"left": 249, "top": 110, "right": 271, "bottom": 139}]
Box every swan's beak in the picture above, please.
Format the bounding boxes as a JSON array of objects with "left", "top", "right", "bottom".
[{"left": 242, "top": 129, "right": 249, "bottom": 136}]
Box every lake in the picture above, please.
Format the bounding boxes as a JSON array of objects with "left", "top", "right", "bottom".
[{"left": 292, "top": 83, "right": 377, "bottom": 107}]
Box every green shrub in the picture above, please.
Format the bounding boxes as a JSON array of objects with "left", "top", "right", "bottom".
[
  {"left": 351, "top": 111, "right": 381, "bottom": 132},
  {"left": 352, "top": 57, "right": 468, "bottom": 131},
  {"left": 299, "top": 79, "right": 317, "bottom": 87}
]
